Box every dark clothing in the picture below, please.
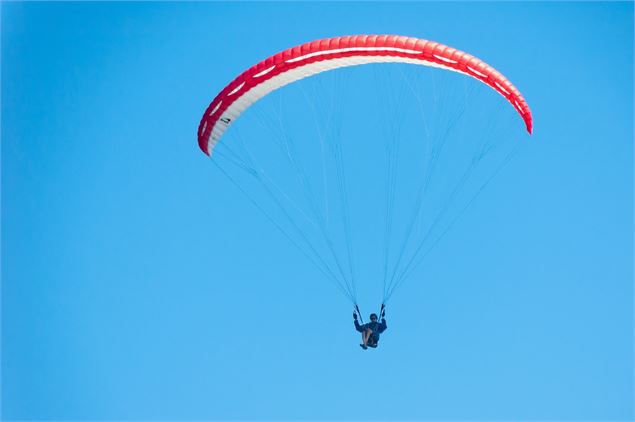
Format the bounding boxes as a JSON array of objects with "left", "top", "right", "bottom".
[
  {"left": 354, "top": 318, "right": 387, "bottom": 345},
  {"left": 354, "top": 318, "right": 387, "bottom": 334}
]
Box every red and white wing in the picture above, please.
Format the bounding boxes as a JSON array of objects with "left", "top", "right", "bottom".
[{"left": 198, "top": 34, "right": 533, "bottom": 156}]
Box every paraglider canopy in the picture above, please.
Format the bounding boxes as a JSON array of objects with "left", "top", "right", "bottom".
[{"left": 198, "top": 34, "right": 532, "bottom": 156}]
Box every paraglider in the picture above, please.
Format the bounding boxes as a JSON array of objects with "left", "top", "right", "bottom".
[
  {"left": 354, "top": 305, "right": 387, "bottom": 349},
  {"left": 197, "top": 35, "right": 532, "bottom": 347}
]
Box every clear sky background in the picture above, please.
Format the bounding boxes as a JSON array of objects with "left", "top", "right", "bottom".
[{"left": 2, "top": 2, "right": 633, "bottom": 421}]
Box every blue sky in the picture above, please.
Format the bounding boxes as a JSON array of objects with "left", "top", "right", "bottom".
[{"left": 2, "top": 2, "right": 633, "bottom": 420}]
